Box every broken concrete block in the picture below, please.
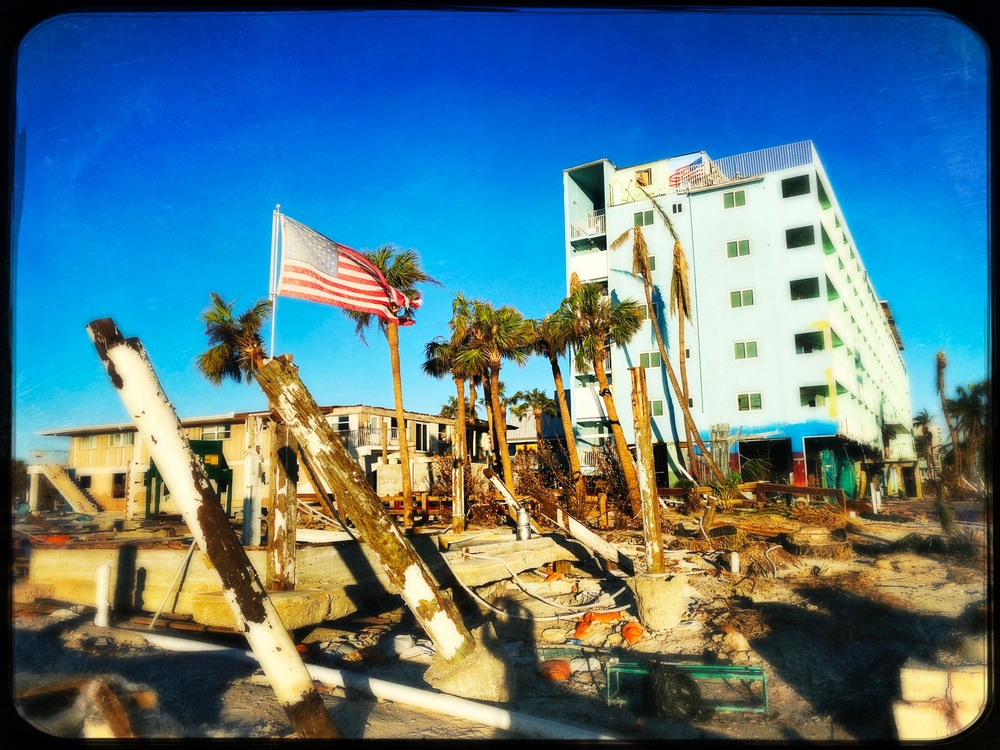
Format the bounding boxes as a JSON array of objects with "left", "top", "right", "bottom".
[
  {"left": 892, "top": 700, "right": 952, "bottom": 740},
  {"left": 722, "top": 631, "right": 751, "bottom": 652},
  {"left": 190, "top": 589, "right": 332, "bottom": 630},
  {"left": 423, "top": 622, "right": 510, "bottom": 703},
  {"left": 949, "top": 665, "right": 987, "bottom": 710},
  {"left": 628, "top": 573, "right": 691, "bottom": 632},
  {"left": 899, "top": 660, "right": 949, "bottom": 702},
  {"left": 961, "top": 635, "right": 987, "bottom": 664},
  {"left": 12, "top": 582, "right": 56, "bottom": 603}
]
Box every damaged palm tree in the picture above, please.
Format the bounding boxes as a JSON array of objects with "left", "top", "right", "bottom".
[
  {"left": 86, "top": 318, "right": 339, "bottom": 739},
  {"left": 256, "top": 354, "right": 476, "bottom": 664}
]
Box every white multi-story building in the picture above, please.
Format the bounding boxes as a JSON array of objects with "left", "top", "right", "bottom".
[{"left": 563, "top": 140, "right": 918, "bottom": 497}]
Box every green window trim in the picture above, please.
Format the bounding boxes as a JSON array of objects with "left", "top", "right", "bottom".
[
  {"left": 723, "top": 190, "right": 746, "bottom": 209},
  {"left": 634, "top": 209, "right": 654, "bottom": 227},
  {"left": 726, "top": 238, "right": 750, "bottom": 258},
  {"left": 730, "top": 289, "right": 754, "bottom": 308},
  {"left": 639, "top": 351, "right": 661, "bottom": 368}
]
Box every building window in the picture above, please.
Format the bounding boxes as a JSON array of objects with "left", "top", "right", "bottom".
[
  {"left": 789, "top": 277, "right": 821, "bottom": 300},
  {"left": 781, "top": 174, "right": 811, "bottom": 198},
  {"left": 112, "top": 473, "right": 127, "bottom": 499},
  {"left": 786, "top": 225, "right": 816, "bottom": 248},
  {"left": 648, "top": 255, "right": 656, "bottom": 271},
  {"left": 108, "top": 432, "right": 134, "bottom": 447},
  {"left": 634, "top": 210, "right": 654, "bottom": 227},
  {"left": 795, "top": 332, "right": 825, "bottom": 354},
  {"left": 726, "top": 239, "right": 750, "bottom": 258},
  {"left": 333, "top": 415, "right": 350, "bottom": 432},
  {"left": 671, "top": 202, "right": 683, "bottom": 214},
  {"left": 799, "top": 386, "right": 829, "bottom": 408},
  {"left": 636, "top": 168, "right": 651, "bottom": 187},
  {"left": 730, "top": 289, "right": 754, "bottom": 308},
  {"left": 201, "top": 424, "right": 231, "bottom": 440},
  {"left": 639, "top": 351, "right": 661, "bottom": 368},
  {"left": 650, "top": 400, "right": 664, "bottom": 417},
  {"left": 734, "top": 340, "right": 758, "bottom": 359},
  {"left": 723, "top": 190, "right": 746, "bottom": 209},
  {"left": 638, "top": 302, "right": 659, "bottom": 321},
  {"left": 79, "top": 435, "right": 98, "bottom": 449},
  {"left": 737, "top": 392, "right": 763, "bottom": 411},
  {"left": 77, "top": 475, "right": 92, "bottom": 490},
  {"left": 415, "top": 422, "right": 429, "bottom": 452}
]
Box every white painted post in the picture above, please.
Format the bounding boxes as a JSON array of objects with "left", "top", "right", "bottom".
[
  {"left": 95, "top": 564, "right": 111, "bottom": 627},
  {"left": 86, "top": 318, "right": 339, "bottom": 739}
]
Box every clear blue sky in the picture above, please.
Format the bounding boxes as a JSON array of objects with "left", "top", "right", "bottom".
[{"left": 12, "top": 7, "right": 990, "bottom": 460}]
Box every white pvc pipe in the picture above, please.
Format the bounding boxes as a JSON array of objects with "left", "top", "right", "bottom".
[
  {"left": 139, "top": 631, "right": 617, "bottom": 740},
  {"left": 95, "top": 564, "right": 111, "bottom": 627}
]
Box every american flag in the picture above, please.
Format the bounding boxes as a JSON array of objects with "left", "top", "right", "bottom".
[
  {"left": 668, "top": 156, "right": 704, "bottom": 188},
  {"left": 276, "top": 215, "right": 420, "bottom": 324}
]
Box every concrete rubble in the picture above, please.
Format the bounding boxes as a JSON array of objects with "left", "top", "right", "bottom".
[{"left": 11, "top": 494, "right": 992, "bottom": 742}]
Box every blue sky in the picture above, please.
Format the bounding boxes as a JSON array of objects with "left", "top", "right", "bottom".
[{"left": 12, "top": 7, "right": 990, "bottom": 459}]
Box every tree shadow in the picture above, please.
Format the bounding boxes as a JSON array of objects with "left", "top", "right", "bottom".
[{"left": 747, "top": 581, "right": 963, "bottom": 739}]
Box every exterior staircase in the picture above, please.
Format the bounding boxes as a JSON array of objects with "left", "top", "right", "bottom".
[{"left": 36, "top": 465, "right": 102, "bottom": 515}]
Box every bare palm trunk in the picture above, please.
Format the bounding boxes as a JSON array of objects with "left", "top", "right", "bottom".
[
  {"left": 533, "top": 410, "right": 544, "bottom": 452},
  {"left": 937, "top": 352, "right": 961, "bottom": 483},
  {"left": 642, "top": 282, "right": 725, "bottom": 485},
  {"left": 467, "top": 382, "right": 477, "bottom": 466},
  {"left": 676, "top": 307, "right": 695, "bottom": 475},
  {"left": 453, "top": 377, "right": 466, "bottom": 533},
  {"left": 387, "top": 323, "right": 413, "bottom": 528},
  {"left": 549, "top": 351, "right": 586, "bottom": 505},
  {"left": 482, "top": 378, "right": 496, "bottom": 465},
  {"left": 489, "top": 369, "right": 517, "bottom": 494},
  {"left": 592, "top": 353, "right": 642, "bottom": 516}
]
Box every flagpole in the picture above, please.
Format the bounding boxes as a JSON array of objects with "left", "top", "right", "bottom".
[{"left": 269, "top": 204, "right": 281, "bottom": 359}]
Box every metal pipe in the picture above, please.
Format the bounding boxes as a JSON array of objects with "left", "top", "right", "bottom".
[{"left": 140, "top": 631, "right": 617, "bottom": 740}]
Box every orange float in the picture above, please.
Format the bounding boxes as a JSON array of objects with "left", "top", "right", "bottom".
[{"left": 538, "top": 659, "right": 572, "bottom": 680}]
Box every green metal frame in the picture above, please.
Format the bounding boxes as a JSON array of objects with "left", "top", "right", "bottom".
[
  {"left": 143, "top": 440, "right": 234, "bottom": 518},
  {"left": 605, "top": 661, "right": 769, "bottom": 715}
]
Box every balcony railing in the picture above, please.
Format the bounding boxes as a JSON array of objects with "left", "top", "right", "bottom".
[
  {"left": 335, "top": 426, "right": 400, "bottom": 450},
  {"left": 569, "top": 209, "right": 606, "bottom": 240}
]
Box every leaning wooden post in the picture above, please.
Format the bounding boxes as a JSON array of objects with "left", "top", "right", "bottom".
[
  {"left": 451, "top": 425, "right": 466, "bottom": 534},
  {"left": 256, "top": 354, "right": 475, "bottom": 664},
  {"left": 86, "top": 319, "right": 339, "bottom": 739},
  {"left": 267, "top": 419, "right": 297, "bottom": 591},
  {"left": 630, "top": 367, "right": 664, "bottom": 574}
]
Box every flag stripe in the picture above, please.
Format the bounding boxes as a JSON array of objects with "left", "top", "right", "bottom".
[{"left": 275, "top": 215, "right": 415, "bottom": 324}]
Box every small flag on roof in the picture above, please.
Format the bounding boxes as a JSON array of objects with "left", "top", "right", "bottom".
[
  {"left": 669, "top": 156, "right": 704, "bottom": 188},
  {"left": 276, "top": 215, "right": 419, "bottom": 325}
]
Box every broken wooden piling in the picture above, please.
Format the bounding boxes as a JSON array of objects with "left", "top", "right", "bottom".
[
  {"left": 86, "top": 318, "right": 339, "bottom": 739},
  {"left": 255, "top": 354, "right": 475, "bottom": 664}
]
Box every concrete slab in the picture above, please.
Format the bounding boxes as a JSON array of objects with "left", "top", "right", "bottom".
[{"left": 22, "top": 529, "right": 589, "bottom": 628}]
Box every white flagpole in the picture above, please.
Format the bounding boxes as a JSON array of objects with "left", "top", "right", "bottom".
[{"left": 268, "top": 204, "right": 281, "bottom": 359}]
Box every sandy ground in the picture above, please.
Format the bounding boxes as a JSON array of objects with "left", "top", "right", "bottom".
[{"left": 9, "top": 498, "right": 993, "bottom": 743}]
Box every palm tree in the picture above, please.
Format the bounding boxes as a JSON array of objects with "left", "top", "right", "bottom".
[
  {"left": 196, "top": 292, "right": 273, "bottom": 547},
  {"left": 555, "top": 277, "right": 644, "bottom": 516},
  {"left": 510, "top": 388, "right": 558, "bottom": 454},
  {"left": 344, "top": 245, "right": 440, "bottom": 529},
  {"left": 611, "top": 188, "right": 725, "bottom": 485},
  {"left": 936, "top": 352, "right": 962, "bottom": 484},
  {"left": 912, "top": 408, "right": 935, "bottom": 482},
  {"left": 452, "top": 298, "right": 534, "bottom": 494},
  {"left": 949, "top": 379, "right": 989, "bottom": 485},
  {"left": 196, "top": 292, "right": 272, "bottom": 384},
  {"left": 533, "top": 314, "right": 587, "bottom": 505}
]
